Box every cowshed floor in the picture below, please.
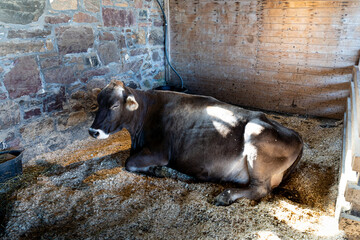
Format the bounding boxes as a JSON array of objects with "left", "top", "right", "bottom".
[{"left": 0, "top": 113, "right": 345, "bottom": 239}]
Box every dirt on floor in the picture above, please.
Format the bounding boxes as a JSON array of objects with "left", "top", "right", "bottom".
[{"left": 0, "top": 113, "right": 345, "bottom": 240}]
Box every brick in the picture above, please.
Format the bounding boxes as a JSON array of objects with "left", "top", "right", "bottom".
[
  {"left": 45, "top": 14, "right": 71, "bottom": 24},
  {"left": 0, "top": 101, "right": 20, "bottom": 130},
  {"left": 84, "top": 0, "right": 100, "bottom": 12},
  {"left": 50, "top": 0, "right": 77, "bottom": 10},
  {"left": 98, "top": 42, "right": 120, "bottom": 65},
  {"left": 43, "top": 66, "right": 76, "bottom": 84},
  {"left": 8, "top": 29, "right": 51, "bottom": 39},
  {"left": 0, "top": 41, "right": 44, "bottom": 56},
  {"left": 56, "top": 26, "right": 94, "bottom": 54},
  {"left": 73, "top": 12, "right": 98, "bottom": 23},
  {"left": 24, "top": 108, "right": 42, "bottom": 120},
  {"left": 4, "top": 56, "right": 42, "bottom": 99},
  {"left": 0, "top": 0, "right": 46, "bottom": 24},
  {"left": 102, "top": 8, "right": 135, "bottom": 27}
]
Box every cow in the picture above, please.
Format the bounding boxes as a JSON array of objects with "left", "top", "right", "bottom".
[{"left": 89, "top": 80, "right": 303, "bottom": 206}]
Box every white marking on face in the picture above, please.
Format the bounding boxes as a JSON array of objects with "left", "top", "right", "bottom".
[
  {"left": 96, "top": 129, "right": 110, "bottom": 139},
  {"left": 115, "top": 86, "right": 124, "bottom": 98}
]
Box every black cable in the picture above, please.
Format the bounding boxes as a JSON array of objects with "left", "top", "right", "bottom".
[{"left": 155, "top": 0, "right": 184, "bottom": 89}]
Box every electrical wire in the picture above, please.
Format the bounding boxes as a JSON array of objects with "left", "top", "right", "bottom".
[{"left": 155, "top": 0, "right": 184, "bottom": 89}]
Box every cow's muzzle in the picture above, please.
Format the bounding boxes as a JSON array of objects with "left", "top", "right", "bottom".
[{"left": 88, "top": 128, "right": 109, "bottom": 139}]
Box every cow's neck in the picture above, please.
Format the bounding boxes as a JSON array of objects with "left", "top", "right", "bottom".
[{"left": 123, "top": 89, "right": 157, "bottom": 150}]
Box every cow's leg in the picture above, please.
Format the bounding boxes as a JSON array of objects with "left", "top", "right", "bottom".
[
  {"left": 214, "top": 181, "right": 271, "bottom": 206},
  {"left": 125, "top": 148, "right": 169, "bottom": 175}
]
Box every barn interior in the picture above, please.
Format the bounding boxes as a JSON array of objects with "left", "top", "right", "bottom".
[{"left": 0, "top": 0, "right": 359, "bottom": 239}]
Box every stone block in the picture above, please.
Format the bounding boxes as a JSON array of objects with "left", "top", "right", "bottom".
[
  {"left": 4, "top": 56, "right": 42, "bottom": 99},
  {"left": 8, "top": 29, "right": 51, "bottom": 39},
  {"left": 80, "top": 68, "right": 110, "bottom": 83},
  {"left": 56, "top": 26, "right": 94, "bottom": 54},
  {"left": 0, "top": 0, "right": 46, "bottom": 24},
  {"left": 138, "top": 28, "right": 146, "bottom": 45},
  {"left": 130, "top": 48, "right": 149, "bottom": 56},
  {"left": 103, "top": 8, "right": 135, "bottom": 27},
  {"left": 0, "top": 41, "right": 44, "bottom": 56},
  {"left": 42, "top": 87, "right": 66, "bottom": 113},
  {"left": 84, "top": 0, "right": 100, "bottom": 12},
  {"left": 45, "top": 14, "right": 71, "bottom": 24},
  {"left": 97, "top": 42, "right": 120, "bottom": 65},
  {"left": 50, "top": 0, "right": 77, "bottom": 10},
  {"left": 135, "top": 0, "right": 143, "bottom": 8},
  {"left": 40, "top": 56, "right": 62, "bottom": 69},
  {"left": 0, "top": 101, "right": 20, "bottom": 130},
  {"left": 149, "top": 29, "right": 164, "bottom": 45},
  {"left": 24, "top": 108, "right": 42, "bottom": 120},
  {"left": 43, "top": 66, "right": 76, "bottom": 84},
  {"left": 99, "top": 32, "right": 115, "bottom": 41},
  {"left": 73, "top": 12, "right": 98, "bottom": 23},
  {"left": 152, "top": 51, "right": 161, "bottom": 62},
  {"left": 125, "top": 59, "right": 143, "bottom": 73}
]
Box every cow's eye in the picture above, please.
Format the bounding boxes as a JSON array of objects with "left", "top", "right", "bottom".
[{"left": 110, "top": 104, "right": 120, "bottom": 110}]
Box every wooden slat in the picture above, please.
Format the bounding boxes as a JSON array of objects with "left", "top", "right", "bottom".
[{"left": 354, "top": 66, "right": 360, "bottom": 137}]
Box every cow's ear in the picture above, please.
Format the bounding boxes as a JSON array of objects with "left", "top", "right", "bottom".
[{"left": 125, "top": 95, "right": 139, "bottom": 111}]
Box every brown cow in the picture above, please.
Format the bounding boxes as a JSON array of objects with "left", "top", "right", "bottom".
[{"left": 89, "top": 80, "right": 303, "bottom": 206}]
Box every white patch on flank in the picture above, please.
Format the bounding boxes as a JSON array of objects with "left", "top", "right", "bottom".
[
  {"left": 206, "top": 106, "right": 238, "bottom": 137},
  {"left": 212, "top": 121, "right": 231, "bottom": 137},
  {"left": 96, "top": 129, "right": 110, "bottom": 139}
]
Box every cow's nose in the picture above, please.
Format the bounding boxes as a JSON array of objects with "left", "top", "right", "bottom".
[{"left": 89, "top": 128, "right": 100, "bottom": 138}]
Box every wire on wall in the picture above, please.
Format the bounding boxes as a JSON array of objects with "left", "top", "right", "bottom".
[{"left": 155, "top": 0, "right": 184, "bottom": 89}]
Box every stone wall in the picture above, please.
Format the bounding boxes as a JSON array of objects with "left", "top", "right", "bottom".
[{"left": 0, "top": 0, "right": 166, "bottom": 160}]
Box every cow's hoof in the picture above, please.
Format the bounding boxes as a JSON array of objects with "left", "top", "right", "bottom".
[{"left": 214, "top": 190, "right": 233, "bottom": 206}]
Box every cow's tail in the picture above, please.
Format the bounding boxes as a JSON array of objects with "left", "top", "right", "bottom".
[{"left": 283, "top": 135, "right": 303, "bottom": 181}]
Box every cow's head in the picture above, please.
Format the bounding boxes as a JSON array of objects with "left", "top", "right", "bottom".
[{"left": 89, "top": 80, "right": 139, "bottom": 139}]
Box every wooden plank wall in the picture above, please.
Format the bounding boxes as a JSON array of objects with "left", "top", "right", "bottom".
[{"left": 168, "top": 0, "right": 360, "bottom": 118}]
